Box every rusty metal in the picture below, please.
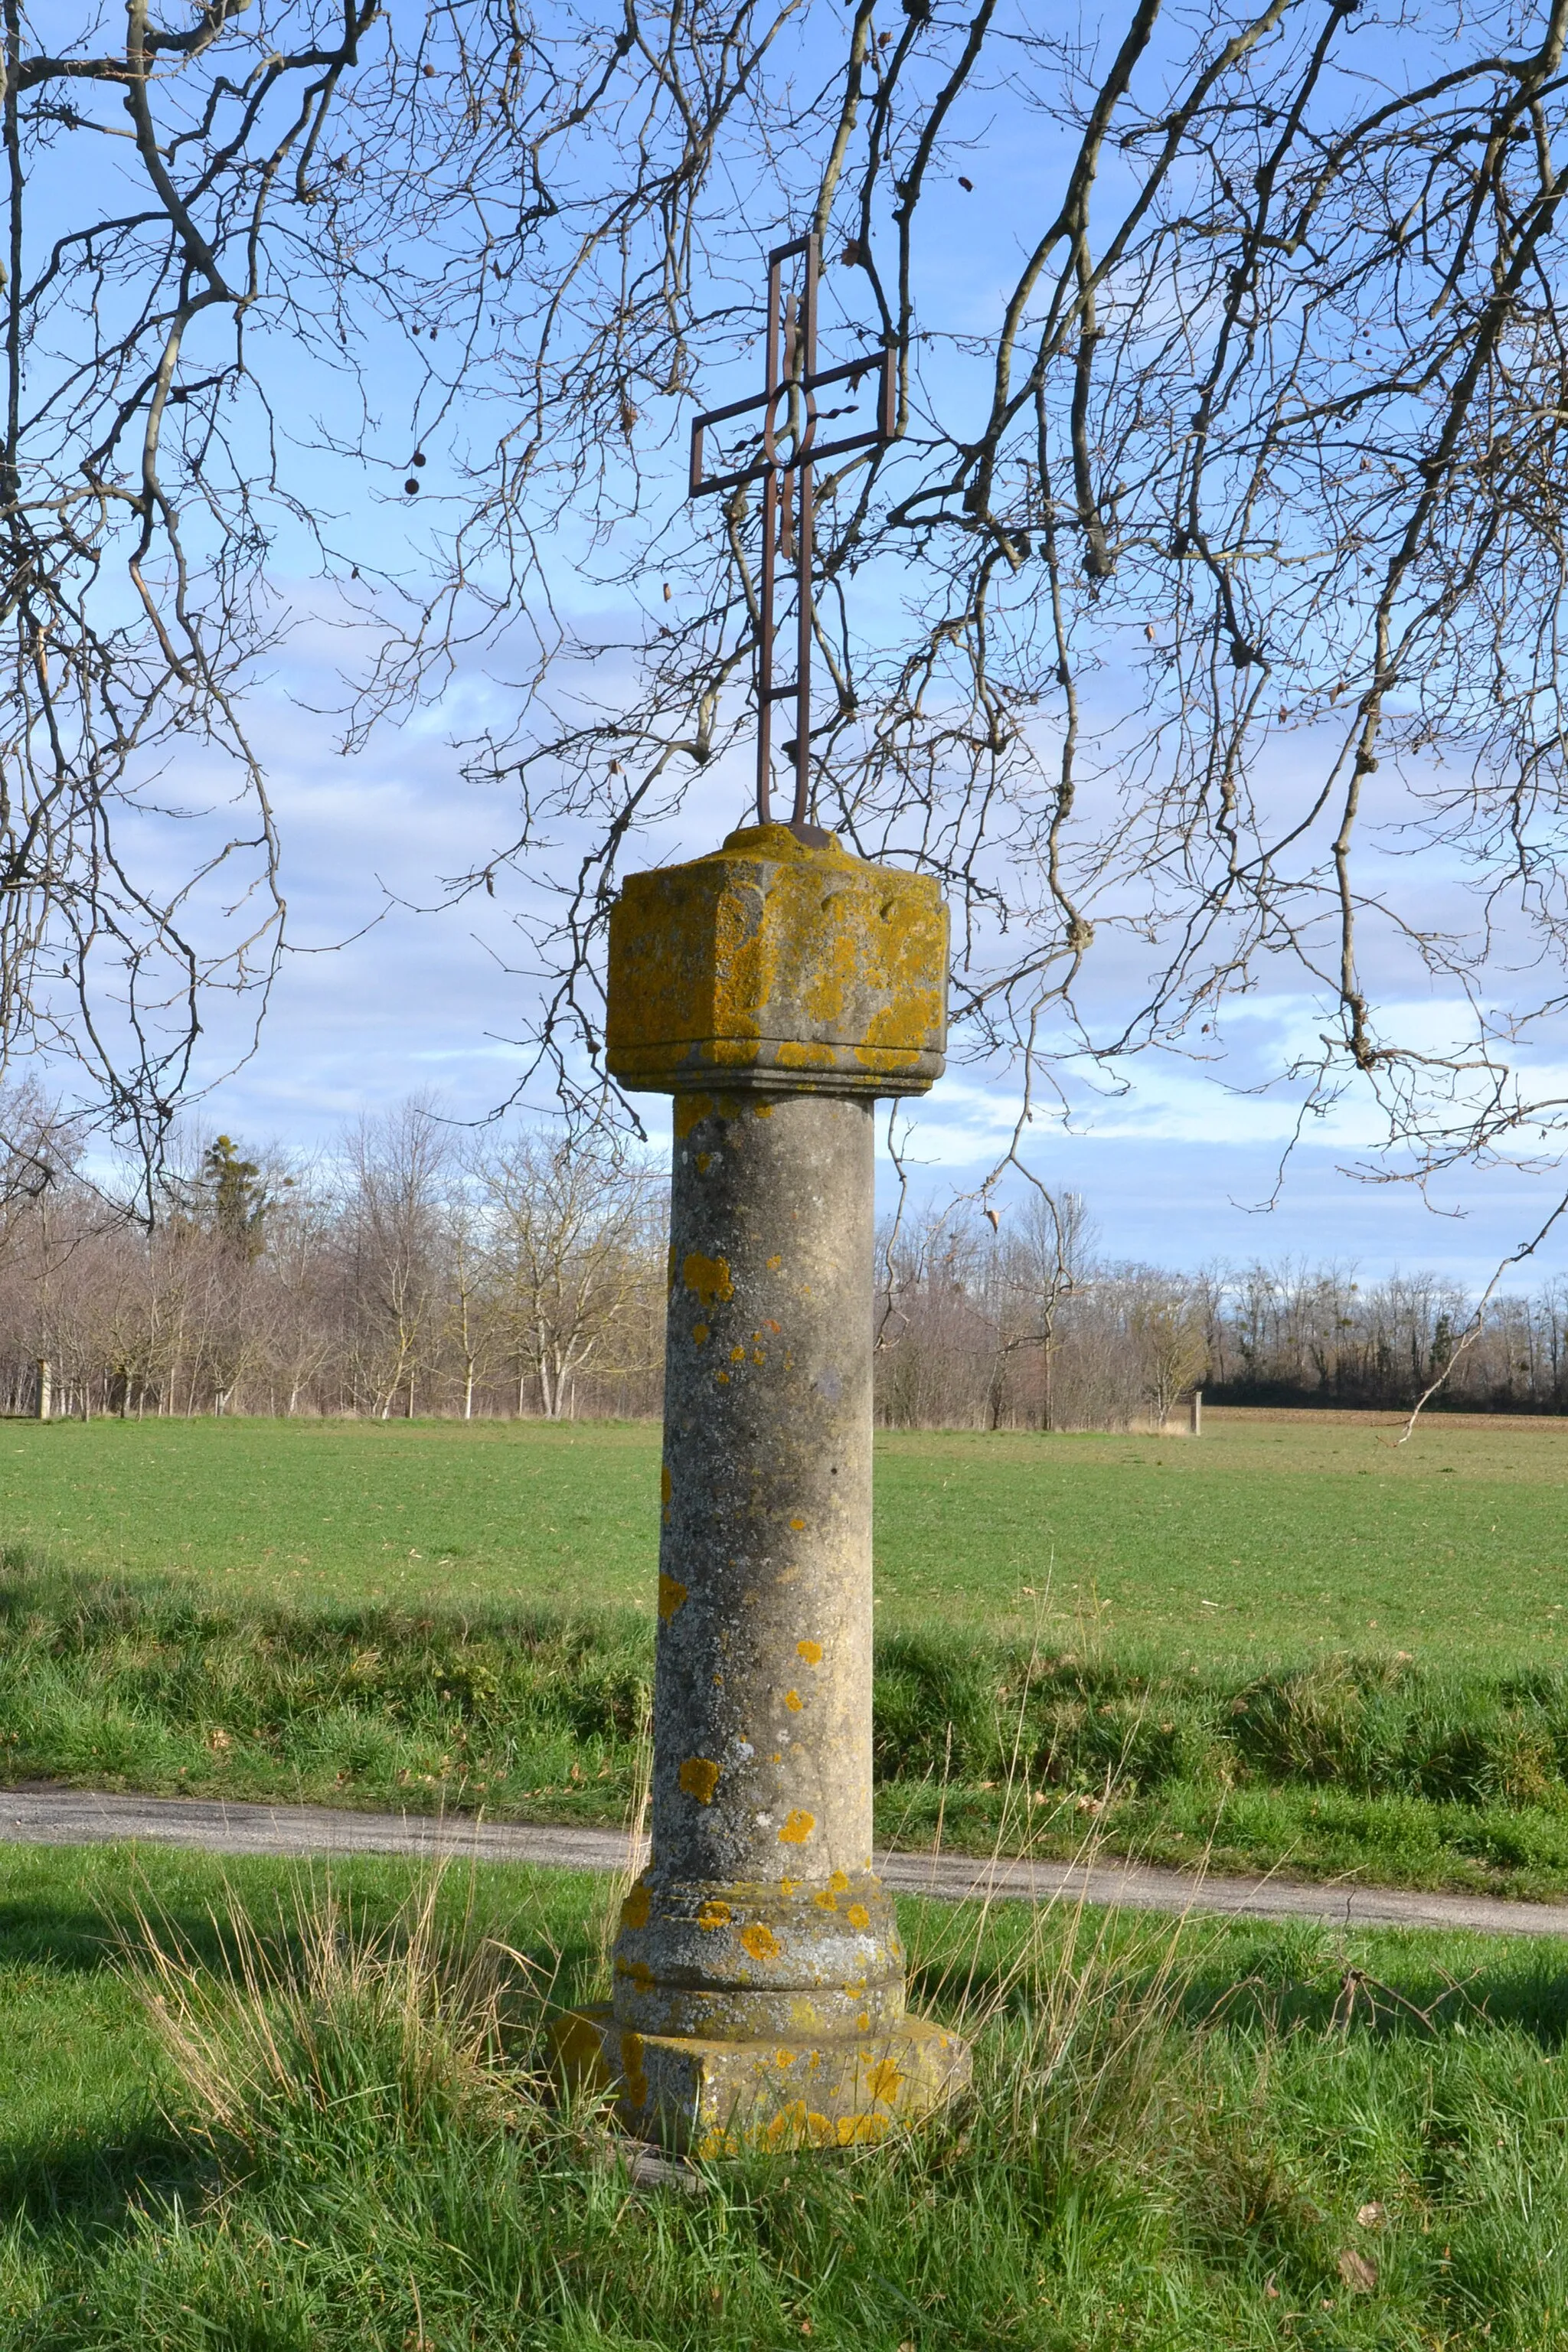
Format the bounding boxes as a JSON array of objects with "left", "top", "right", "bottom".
[{"left": 688, "top": 232, "right": 897, "bottom": 837}]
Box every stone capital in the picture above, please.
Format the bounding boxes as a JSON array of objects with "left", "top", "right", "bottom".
[{"left": 606, "top": 822, "right": 947, "bottom": 1097}]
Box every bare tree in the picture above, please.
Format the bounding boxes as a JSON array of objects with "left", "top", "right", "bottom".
[
  {"left": 340, "top": 1101, "right": 448, "bottom": 1419},
  {"left": 1129, "top": 1279, "right": 1211, "bottom": 1429},
  {"left": 443, "top": 1161, "right": 496, "bottom": 1422},
  {"left": 29, "top": 4, "right": 1568, "bottom": 1230},
  {"left": 318, "top": 0, "right": 1568, "bottom": 1207},
  {"left": 1001, "top": 1189, "right": 1092, "bottom": 1433},
  {"left": 0, "top": 5, "right": 448, "bottom": 1176},
  {"left": 483, "top": 1127, "right": 662, "bottom": 1420}
]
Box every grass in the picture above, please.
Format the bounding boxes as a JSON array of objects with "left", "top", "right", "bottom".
[
  {"left": 4, "top": 1410, "right": 1568, "bottom": 1659},
  {"left": 8, "top": 1412, "right": 1568, "bottom": 1890},
  {"left": 2, "top": 1840, "right": 1567, "bottom": 2347},
  {"left": 11, "top": 1560, "right": 1568, "bottom": 1896}
]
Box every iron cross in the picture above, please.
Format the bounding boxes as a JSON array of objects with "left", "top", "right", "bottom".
[{"left": 689, "top": 232, "right": 898, "bottom": 839}]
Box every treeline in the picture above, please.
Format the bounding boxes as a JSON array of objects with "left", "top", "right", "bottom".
[
  {"left": 0, "top": 1093, "right": 1563, "bottom": 1424},
  {"left": 0, "top": 1099, "right": 667, "bottom": 1423},
  {"left": 877, "top": 1202, "right": 1568, "bottom": 1424}
]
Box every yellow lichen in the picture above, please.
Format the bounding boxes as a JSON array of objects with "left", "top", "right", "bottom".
[
  {"left": 682, "top": 1251, "right": 733, "bottom": 1305},
  {"left": 846, "top": 1903, "right": 871, "bottom": 1931},
  {"left": 619, "top": 2027, "right": 648, "bottom": 2111},
  {"left": 813, "top": 1890, "right": 838, "bottom": 1912},
  {"left": 777, "top": 1809, "right": 815, "bottom": 1845},
  {"left": 838, "top": 2114, "right": 892, "bottom": 2146},
  {"left": 678, "top": 1756, "right": 720, "bottom": 1804},
  {"left": 784, "top": 1689, "right": 802, "bottom": 1712},
  {"left": 691, "top": 1322, "right": 710, "bottom": 1345},
  {"left": 797, "top": 1639, "right": 823, "bottom": 1666},
  {"left": 696, "top": 1900, "right": 731, "bottom": 1930},
  {"left": 619, "top": 1880, "right": 651, "bottom": 1931},
  {"left": 864, "top": 2058, "right": 902, "bottom": 2104},
  {"left": 658, "top": 1572, "right": 688, "bottom": 1622},
  {"left": 740, "top": 1922, "right": 780, "bottom": 1961},
  {"left": 672, "top": 1094, "right": 714, "bottom": 1140}
]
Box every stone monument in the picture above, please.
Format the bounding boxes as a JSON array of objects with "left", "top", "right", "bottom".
[
  {"left": 556, "top": 820, "right": 970, "bottom": 2153},
  {"left": 555, "top": 232, "right": 969, "bottom": 2152}
]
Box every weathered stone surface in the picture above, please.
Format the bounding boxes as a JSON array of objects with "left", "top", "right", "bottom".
[
  {"left": 615, "top": 1090, "right": 898, "bottom": 2044},
  {"left": 605, "top": 822, "right": 946, "bottom": 1096},
  {"left": 554, "top": 2005, "right": 972, "bottom": 2156},
  {"left": 581, "top": 825, "right": 966, "bottom": 2149}
]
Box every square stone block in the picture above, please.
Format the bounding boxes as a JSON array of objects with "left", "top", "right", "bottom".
[
  {"left": 606, "top": 822, "right": 947, "bottom": 1096},
  {"left": 553, "top": 2004, "right": 970, "bottom": 2157}
]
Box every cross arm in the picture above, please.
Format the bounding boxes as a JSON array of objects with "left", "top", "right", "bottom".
[{"left": 688, "top": 348, "right": 897, "bottom": 498}]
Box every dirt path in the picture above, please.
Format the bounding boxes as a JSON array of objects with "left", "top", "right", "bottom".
[{"left": 4, "top": 1785, "right": 1566, "bottom": 1939}]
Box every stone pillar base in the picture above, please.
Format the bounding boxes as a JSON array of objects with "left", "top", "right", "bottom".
[{"left": 553, "top": 2004, "right": 970, "bottom": 2158}]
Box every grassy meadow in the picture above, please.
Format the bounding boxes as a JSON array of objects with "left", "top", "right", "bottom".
[
  {"left": 5, "top": 1418, "right": 1568, "bottom": 2347},
  {"left": 2, "top": 1408, "right": 1567, "bottom": 1656},
  {"left": 1, "top": 1840, "right": 1566, "bottom": 2348},
  {"left": 4, "top": 1413, "right": 1568, "bottom": 1893}
]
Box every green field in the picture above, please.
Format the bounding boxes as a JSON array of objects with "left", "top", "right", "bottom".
[
  {"left": 3, "top": 1410, "right": 1566, "bottom": 1658},
  {"left": 8, "top": 1413, "right": 1568, "bottom": 1895},
  {"left": 1, "top": 1841, "right": 1565, "bottom": 2349},
  {"left": 6, "top": 1421, "right": 1568, "bottom": 2345}
]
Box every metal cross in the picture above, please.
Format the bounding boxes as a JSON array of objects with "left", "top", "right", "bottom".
[{"left": 689, "top": 232, "right": 897, "bottom": 839}]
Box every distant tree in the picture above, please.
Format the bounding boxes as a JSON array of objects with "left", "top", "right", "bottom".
[
  {"left": 1129, "top": 1283, "right": 1211, "bottom": 1429},
  {"left": 340, "top": 1103, "right": 449, "bottom": 1419},
  {"left": 200, "top": 1138, "right": 271, "bottom": 1263},
  {"left": 485, "top": 1129, "right": 662, "bottom": 1420}
]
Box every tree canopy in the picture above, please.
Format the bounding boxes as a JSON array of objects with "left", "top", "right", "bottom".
[{"left": 15, "top": 1, "right": 1568, "bottom": 1201}]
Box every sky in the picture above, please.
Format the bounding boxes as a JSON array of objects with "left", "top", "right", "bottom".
[
  {"left": 164, "top": 645, "right": 1568, "bottom": 1293},
  {"left": 35, "top": 0, "right": 1568, "bottom": 1293}
]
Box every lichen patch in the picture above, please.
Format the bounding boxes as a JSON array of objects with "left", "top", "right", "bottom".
[
  {"left": 678, "top": 1756, "right": 720, "bottom": 1804},
  {"left": 681, "top": 1250, "right": 733, "bottom": 1305},
  {"left": 658, "top": 1573, "right": 688, "bottom": 1622}
]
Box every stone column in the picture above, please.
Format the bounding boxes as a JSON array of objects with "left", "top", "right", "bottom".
[
  {"left": 557, "top": 821, "right": 969, "bottom": 2154},
  {"left": 34, "top": 1359, "right": 50, "bottom": 1423}
]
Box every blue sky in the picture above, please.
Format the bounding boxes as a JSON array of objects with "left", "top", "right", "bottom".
[
  {"left": 164, "top": 641, "right": 1568, "bottom": 1291},
  {"left": 37, "top": 1, "right": 1568, "bottom": 1290}
]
